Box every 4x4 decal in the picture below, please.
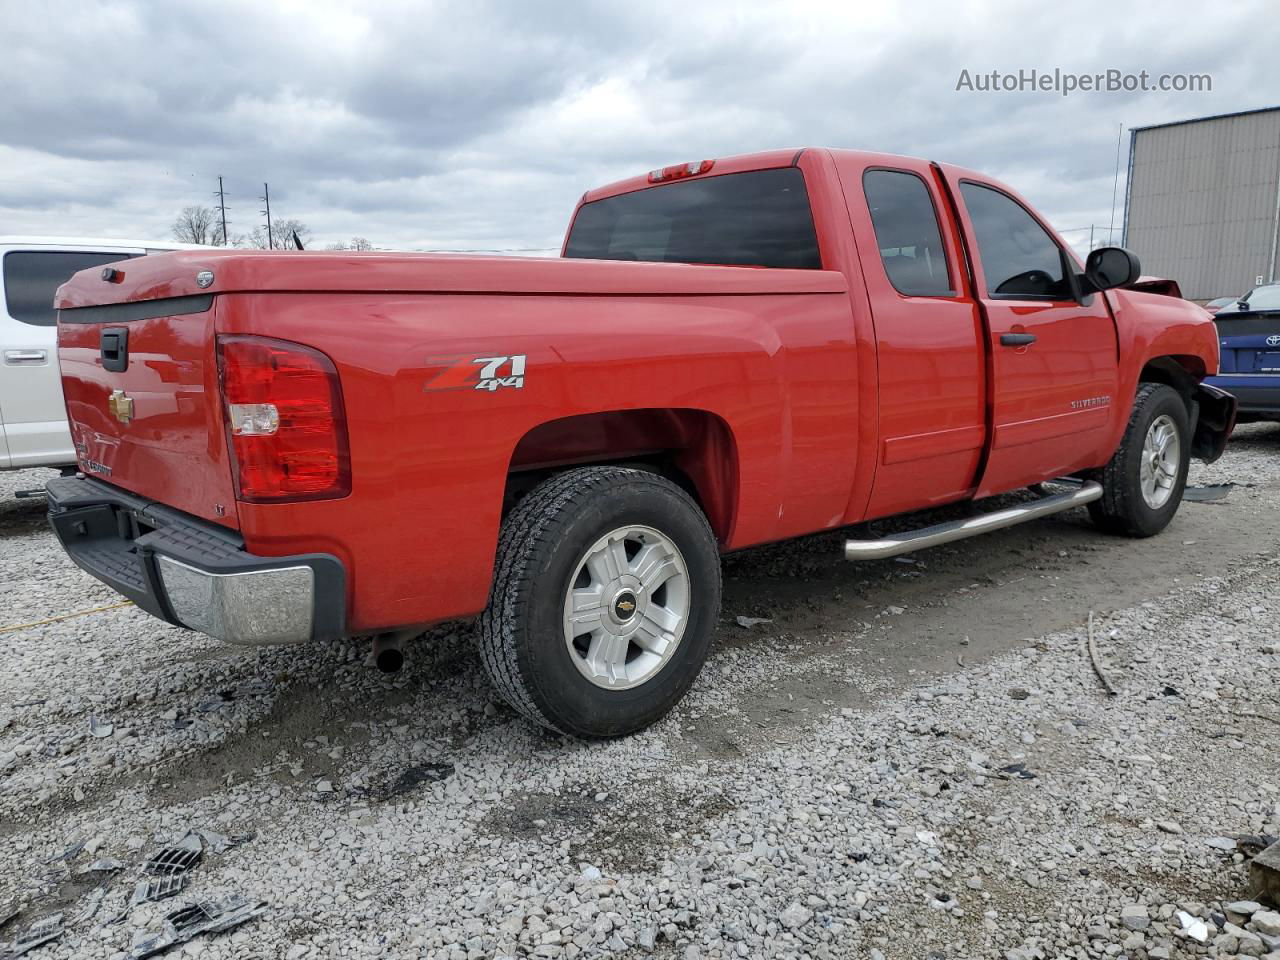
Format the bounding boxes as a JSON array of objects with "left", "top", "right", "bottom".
[{"left": 424, "top": 355, "right": 527, "bottom": 392}]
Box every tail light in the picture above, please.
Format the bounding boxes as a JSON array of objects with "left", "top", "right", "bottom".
[{"left": 216, "top": 335, "right": 351, "bottom": 502}]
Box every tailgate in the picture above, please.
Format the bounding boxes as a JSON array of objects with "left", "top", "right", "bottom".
[{"left": 57, "top": 292, "right": 239, "bottom": 528}]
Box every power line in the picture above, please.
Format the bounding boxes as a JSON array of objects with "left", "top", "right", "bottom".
[{"left": 1108, "top": 122, "right": 1124, "bottom": 247}]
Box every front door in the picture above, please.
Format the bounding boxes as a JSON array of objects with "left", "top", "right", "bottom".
[{"left": 939, "top": 169, "right": 1120, "bottom": 496}]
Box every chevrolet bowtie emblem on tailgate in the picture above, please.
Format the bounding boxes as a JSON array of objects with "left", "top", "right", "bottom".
[{"left": 108, "top": 389, "right": 134, "bottom": 424}]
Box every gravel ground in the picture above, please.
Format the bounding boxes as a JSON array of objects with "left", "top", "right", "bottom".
[{"left": 2, "top": 427, "right": 1279, "bottom": 960}]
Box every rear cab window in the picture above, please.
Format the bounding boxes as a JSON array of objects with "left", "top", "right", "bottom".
[
  {"left": 3, "top": 250, "right": 139, "bottom": 326},
  {"left": 564, "top": 167, "right": 821, "bottom": 269},
  {"left": 863, "top": 169, "right": 955, "bottom": 297}
]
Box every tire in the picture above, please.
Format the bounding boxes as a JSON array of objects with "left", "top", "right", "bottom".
[
  {"left": 1088, "top": 382, "right": 1191, "bottom": 537},
  {"left": 478, "top": 466, "right": 721, "bottom": 738}
]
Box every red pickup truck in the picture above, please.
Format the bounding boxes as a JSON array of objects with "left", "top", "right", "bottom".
[{"left": 47, "top": 148, "right": 1234, "bottom": 737}]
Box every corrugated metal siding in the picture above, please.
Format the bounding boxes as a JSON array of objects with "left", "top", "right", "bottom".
[{"left": 1125, "top": 109, "right": 1280, "bottom": 300}]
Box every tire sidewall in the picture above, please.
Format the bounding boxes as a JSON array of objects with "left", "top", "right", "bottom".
[
  {"left": 515, "top": 478, "right": 720, "bottom": 737},
  {"left": 1122, "top": 387, "right": 1191, "bottom": 536}
]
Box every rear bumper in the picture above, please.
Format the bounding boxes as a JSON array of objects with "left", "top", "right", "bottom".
[
  {"left": 46, "top": 475, "right": 345, "bottom": 644},
  {"left": 1205, "top": 375, "right": 1280, "bottom": 418}
]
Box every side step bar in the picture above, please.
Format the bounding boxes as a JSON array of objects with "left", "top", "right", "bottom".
[{"left": 844, "top": 481, "right": 1103, "bottom": 561}]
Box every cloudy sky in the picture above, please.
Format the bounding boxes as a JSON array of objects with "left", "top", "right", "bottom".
[{"left": 2, "top": 0, "right": 1277, "bottom": 255}]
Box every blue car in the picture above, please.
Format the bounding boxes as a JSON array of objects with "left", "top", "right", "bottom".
[{"left": 1207, "top": 283, "right": 1280, "bottom": 423}]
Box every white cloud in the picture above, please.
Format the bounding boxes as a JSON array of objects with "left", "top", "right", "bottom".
[{"left": 2, "top": 0, "right": 1275, "bottom": 254}]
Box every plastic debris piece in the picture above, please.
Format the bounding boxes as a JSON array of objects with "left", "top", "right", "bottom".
[
  {"left": 141, "top": 833, "right": 202, "bottom": 876},
  {"left": 998, "top": 763, "right": 1036, "bottom": 780},
  {"left": 7, "top": 913, "right": 64, "bottom": 957},
  {"left": 194, "top": 829, "right": 254, "bottom": 855},
  {"left": 234, "top": 679, "right": 271, "bottom": 697},
  {"left": 71, "top": 888, "right": 104, "bottom": 926},
  {"left": 130, "top": 896, "right": 266, "bottom": 958},
  {"left": 383, "top": 763, "right": 454, "bottom": 800},
  {"left": 131, "top": 873, "right": 187, "bottom": 906},
  {"left": 79, "top": 858, "right": 126, "bottom": 874},
  {"left": 88, "top": 715, "right": 114, "bottom": 739},
  {"left": 915, "top": 831, "right": 938, "bottom": 845},
  {"left": 1175, "top": 909, "right": 1209, "bottom": 942},
  {"left": 1236, "top": 834, "right": 1279, "bottom": 858},
  {"left": 734, "top": 616, "right": 773, "bottom": 629},
  {"left": 43, "top": 839, "right": 86, "bottom": 864},
  {"left": 1182, "top": 483, "right": 1232, "bottom": 502}
]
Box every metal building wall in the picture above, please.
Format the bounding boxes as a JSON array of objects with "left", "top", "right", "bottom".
[{"left": 1123, "top": 108, "right": 1280, "bottom": 301}]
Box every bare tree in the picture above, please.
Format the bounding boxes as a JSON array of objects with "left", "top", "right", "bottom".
[
  {"left": 171, "top": 205, "right": 223, "bottom": 245},
  {"left": 325, "top": 236, "right": 375, "bottom": 251},
  {"left": 249, "top": 218, "right": 312, "bottom": 250}
]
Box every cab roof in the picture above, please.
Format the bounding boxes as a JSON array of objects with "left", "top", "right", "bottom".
[{"left": 581, "top": 148, "right": 942, "bottom": 203}]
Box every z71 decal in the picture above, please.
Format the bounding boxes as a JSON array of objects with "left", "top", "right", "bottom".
[{"left": 424, "top": 355, "right": 527, "bottom": 393}]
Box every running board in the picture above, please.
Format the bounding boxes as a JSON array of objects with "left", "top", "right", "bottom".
[{"left": 844, "top": 481, "right": 1103, "bottom": 561}]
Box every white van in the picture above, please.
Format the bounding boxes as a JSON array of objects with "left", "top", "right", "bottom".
[{"left": 0, "top": 237, "right": 208, "bottom": 470}]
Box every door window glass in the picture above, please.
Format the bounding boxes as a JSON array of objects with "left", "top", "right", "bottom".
[
  {"left": 959, "top": 183, "right": 1071, "bottom": 300},
  {"left": 863, "top": 170, "right": 954, "bottom": 296}
]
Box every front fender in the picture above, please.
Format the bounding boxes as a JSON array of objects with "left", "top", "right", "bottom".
[{"left": 1191, "top": 382, "right": 1237, "bottom": 463}]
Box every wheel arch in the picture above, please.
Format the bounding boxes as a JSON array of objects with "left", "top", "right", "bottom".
[
  {"left": 1137, "top": 355, "right": 1236, "bottom": 463},
  {"left": 1138, "top": 355, "right": 1206, "bottom": 403},
  {"left": 503, "top": 408, "right": 740, "bottom": 543}
]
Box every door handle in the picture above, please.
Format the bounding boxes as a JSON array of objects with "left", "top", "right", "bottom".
[
  {"left": 1000, "top": 333, "right": 1037, "bottom": 347},
  {"left": 4, "top": 349, "right": 48, "bottom": 364}
]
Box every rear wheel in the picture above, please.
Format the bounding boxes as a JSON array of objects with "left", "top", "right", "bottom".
[
  {"left": 1088, "top": 382, "right": 1191, "bottom": 537},
  {"left": 478, "top": 466, "right": 721, "bottom": 737}
]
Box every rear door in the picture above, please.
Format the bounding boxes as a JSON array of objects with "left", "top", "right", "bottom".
[
  {"left": 939, "top": 169, "right": 1120, "bottom": 495},
  {"left": 832, "top": 155, "right": 986, "bottom": 519},
  {"left": 0, "top": 246, "right": 143, "bottom": 466}
]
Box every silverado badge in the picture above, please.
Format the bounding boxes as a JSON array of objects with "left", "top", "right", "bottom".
[{"left": 108, "top": 389, "right": 134, "bottom": 424}]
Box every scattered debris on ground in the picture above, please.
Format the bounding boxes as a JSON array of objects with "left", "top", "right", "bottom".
[
  {"left": 129, "top": 895, "right": 266, "bottom": 959},
  {"left": 3, "top": 912, "right": 63, "bottom": 958},
  {"left": 2, "top": 427, "right": 1280, "bottom": 957}
]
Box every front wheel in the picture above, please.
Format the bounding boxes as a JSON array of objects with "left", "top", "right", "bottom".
[
  {"left": 478, "top": 466, "right": 721, "bottom": 737},
  {"left": 1088, "top": 382, "right": 1191, "bottom": 537}
]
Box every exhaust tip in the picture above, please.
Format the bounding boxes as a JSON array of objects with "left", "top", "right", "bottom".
[
  {"left": 371, "top": 631, "right": 411, "bottom": 674},
  {"left": 375, "top": 648, "right": 404, "bottom": 674}
]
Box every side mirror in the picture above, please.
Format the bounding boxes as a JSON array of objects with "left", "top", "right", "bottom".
[
  {"left": 1082, "top": 246, "right": 1142, "bottom": 292},
  {"left": 1236, "top": 299, "right": 1251, "bottom": 312}
]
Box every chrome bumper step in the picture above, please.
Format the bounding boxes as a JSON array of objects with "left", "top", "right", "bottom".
[{"left": 844, "top": 481, "right": 1103, "bottom": 561}]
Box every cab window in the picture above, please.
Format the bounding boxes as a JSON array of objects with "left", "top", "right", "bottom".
[
  {"left": 959, "top": 182, "right": 1072, "bottom": 300},
  {"left": 863, "top": 169, "right": 954, "bottom": 297}
]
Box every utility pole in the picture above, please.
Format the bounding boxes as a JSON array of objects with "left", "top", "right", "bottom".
[
  {"left": 259, "top": 182, "right": 274, "bottom": 250},
  {"left": 215, "top": 176, "right": 229, "bottom": 246}
]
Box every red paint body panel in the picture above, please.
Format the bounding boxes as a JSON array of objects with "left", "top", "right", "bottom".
[{"left": 53, "top": 147, "right": 1222, "bottom": 636}]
